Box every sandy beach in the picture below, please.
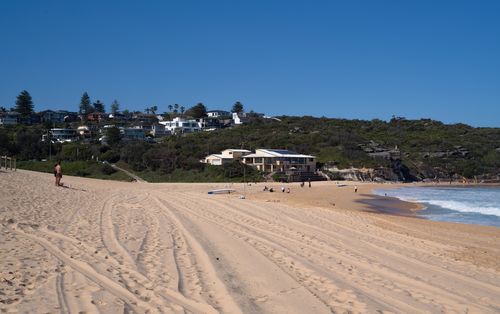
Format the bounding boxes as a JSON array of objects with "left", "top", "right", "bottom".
[{"left": 1, "top": 170, "right": 499, "bottom": 313}]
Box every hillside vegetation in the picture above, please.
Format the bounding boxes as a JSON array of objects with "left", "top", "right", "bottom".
[{"left": 2, "top": 116, "right": 499, "bottom": 182}]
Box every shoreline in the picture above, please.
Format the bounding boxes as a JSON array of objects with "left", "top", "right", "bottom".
[{"left": 372, "top": 184, "right": 500, "bottom": 227}]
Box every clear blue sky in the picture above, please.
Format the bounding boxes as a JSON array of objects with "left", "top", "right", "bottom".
[{"left": 1, "top": 0, "right": 499, "bottom": 126}]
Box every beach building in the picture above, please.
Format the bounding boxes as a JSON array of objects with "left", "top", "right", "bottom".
[
  {"left": 203, "top": 149, "right": 251, "bottom": 165},
  {"left": 241, "top": 149, "right": 316, "bottom": 172}
]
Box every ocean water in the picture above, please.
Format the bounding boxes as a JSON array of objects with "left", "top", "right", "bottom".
[{"left": 373, "top": 186, "right": 500, "bottom": 227}]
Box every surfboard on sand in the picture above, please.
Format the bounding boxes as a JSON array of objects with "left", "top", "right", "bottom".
[{"left": 208, "top": 189, "right": 236, "bottom": 195}]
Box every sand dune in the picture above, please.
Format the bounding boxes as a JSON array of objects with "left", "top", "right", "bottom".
[{"left": 1, "top": 170, "right": 499, "bottom": 313}]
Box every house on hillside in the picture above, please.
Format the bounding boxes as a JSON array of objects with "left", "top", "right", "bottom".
[
  {"left": 160, "top": 117, "right": 201, "bottom": 134},
  {"left": 207, "top": 110, "right": 230, "bottom": 118},
  {"left": 232, "top": 112, "right": 265, "bottom": 125},
  {"left": 196, "top": 117, "right": 229, "bottom": 130},
  {"left": 87, "top": 112, "right": 108, "bottom": 122},
  {"left": 202, "top": 149, "right": 251, "bottom": 165},
  {"left": 151, "top": 123, "right": 170, "bottom": 138},
  {"left": 242, "top": 149, "right": 316, "bottom": 172},
  {"left": 232, "top": 112, "right": 248, "bottom": 125},
  {"left": 121, "top": 127, "right": 146, "bottom": 140},
  {"left": 40, "top": 110, "right": 79, "bottom": 124},
  {"left": 50, "top": 128, "right": 78, "bottom": 143},
  {"left": 0, "top": 112, "right": 20, "bottom": 125},
  {"left": 133, "top": 113, "right": 158, "bottom": 124}
]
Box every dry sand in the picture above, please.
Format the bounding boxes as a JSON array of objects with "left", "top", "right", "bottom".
[{"left": 1, "top": 170, "right": 499, "bottom": 313}]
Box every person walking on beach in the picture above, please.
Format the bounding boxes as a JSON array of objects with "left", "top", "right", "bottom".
[
  {"left": 308, "top": 178, "right": 311, "bottom": 188},
  {"left": 354, "top": 185, "right": 358, "bottom": 193},
  {"left": 54, "top": 161, "right": 62, "bottom": 186}
]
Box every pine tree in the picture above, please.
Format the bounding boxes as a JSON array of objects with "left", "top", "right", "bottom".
[
  {"left": 79, "top": 92, "right": 92, "bottom": 115},
  {"left": 232, "top": 101, "right": 244, "bottom": 114},
  {"left": 111, "top": 100, "right": 120, "bottom": 115},
  {"left": 93, "top": 100, "right": 105, "bottom": 113},
  {"left": 15, "top": 90, "right": 34, "bottom": 117},
  {"left": 186, "top": 103, "right": 207, "bottom": 119}
]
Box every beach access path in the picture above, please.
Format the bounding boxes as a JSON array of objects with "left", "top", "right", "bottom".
[{"left": 1, "top": 170, "right": 499, "bottom": 313}]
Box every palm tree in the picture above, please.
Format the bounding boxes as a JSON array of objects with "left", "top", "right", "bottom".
[
  {"left": 168, "top": 104, "right": 173, "bottom": 113},
  {"left": 145, "top": 108, "right": 151, "bottom": 114},
  {"left": 180, "top": 106, "right": 185, "bottom": 117},
  {"left": 151, "top": 105, "right": 158, "bottom": 114},
  {"left": 173, "top": 103, "right": 179, "bottom": 114}
]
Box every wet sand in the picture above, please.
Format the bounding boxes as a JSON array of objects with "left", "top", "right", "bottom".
[{"left": 356, "top": 194, "right": 423, "bottom": 216}]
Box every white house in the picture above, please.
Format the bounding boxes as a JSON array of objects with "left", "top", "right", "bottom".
[
  {"left": 203, "top": 149, "right": 251, "bottom": 165},
  {"left": 232, "top": 112, "right": 248, "bottom": 125},
  {"left": 160, "top": 117, "right": 201, "bottom": 134},
  {"left": 207, "top": 110, "right": 230, "bottom": 118},
  {"left": 50, "top": 128, "right": 78, "bottom": 143},
  {"left": 242, "top": 149, "right": 316, "bottom": 172},
  {"left": 77, "top": 125, "right": 91, "bottom": 138}
]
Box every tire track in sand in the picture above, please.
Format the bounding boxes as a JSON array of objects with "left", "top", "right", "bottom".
[
  {"left": 163, "top": 191, "right": 499, "bottom": 313},
  {"left": 151, "top": 196, "right": 243, "bottom": 314}
]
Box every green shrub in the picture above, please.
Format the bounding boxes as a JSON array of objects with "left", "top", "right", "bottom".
[{"left": 100, "top": 163, "right": 117, "bottom": 175}]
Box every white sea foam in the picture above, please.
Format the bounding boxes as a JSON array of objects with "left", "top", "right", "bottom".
[
  {"left": 424, "top": 200, "right": 500, "bottom": 217},
  {"left": 374, "top": 187, "right": 500, "bottom": 218}
]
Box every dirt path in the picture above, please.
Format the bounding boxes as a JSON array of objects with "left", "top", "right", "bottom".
[{"left": 110, "top": 163, "right": 147, "bottom": 182}]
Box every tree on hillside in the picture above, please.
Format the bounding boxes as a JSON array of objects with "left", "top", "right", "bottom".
[
  {"left": 173, "top": 104, "right": 179, "bottom": 114},
  {"left": 79, "top": 92, "right": 93, "bottom": 116},
  {"left": 151, "top": 105, "right": 158, "bottom": 114},
  {"left": 168, "top": 104, "right": 173, "bottom": 113},
  {"left": 93, "top": 100, "right": 105, "bottom": 113},
  {"left": 232, "top": 101, "right": 244, "bottom": 114},
  {"left": 106, "top": 126, "right": 122, "bottom": 146},
  {"left": 111, "top": 99, "right": 120, "bottom": 114},
  {"left": 180, "top": 106, "right": 185, "bottom": 117},
  {"left": 122, "top": 109, "right": 131, "bottom": 118},
  {"left": 15, "top": 90, "right": 34, "bottom": 117},
  {"left": 186, "top": 103, "right": 207, "bottom": 119}
]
